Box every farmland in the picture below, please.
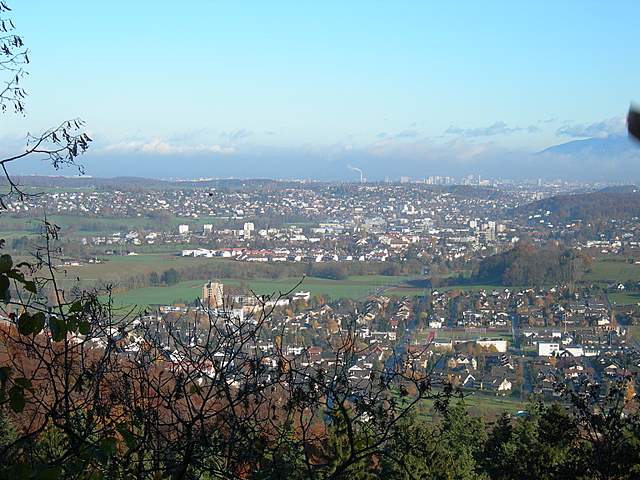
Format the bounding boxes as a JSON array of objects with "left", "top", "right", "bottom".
[
  {"left": 51, "top": 252, "right": 427, "bottom": 305},
  {"left": 108, "top": 274, "right": 423, "bottom": 306},
  {"left": 583, "top": 257, "right": 640, "bottom": 285},
  {"left": 419, "top": 394, "right": 527, "bottom": 420}
]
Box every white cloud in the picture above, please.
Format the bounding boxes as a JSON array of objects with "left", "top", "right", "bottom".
[
  {"left": 556, "top": 116, "right": 625, "bottom": 138},
  {"left": 446, "top": 121, "right": 520, "bottom": 137},
  {"left": 364, "top": 135, "right": 498, "bottom": 163},
  {"left": 219, "top": 129, "right": 253, "bottom": 142},
  {"left": 101, "top": 139, "right": 235, "bottom": 155}
]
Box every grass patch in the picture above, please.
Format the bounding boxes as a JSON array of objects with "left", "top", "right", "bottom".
[
  {"left": 584, "top": 257, "right": 640, "bottom": 285},
  {"left": 420, "top": 393, "right": 527, "bottom": 419},
  {"left": 109, "top": 274, "right": 424, "bottom": 306},
  {"left": 627, "top": 325, "right": 640, "bottom": 343},
  {"left": 62, "top": 253, "right": 205, "bottom": 283},
  {"left": 609, "top": 291, "right": 640, "bottom": 306}
]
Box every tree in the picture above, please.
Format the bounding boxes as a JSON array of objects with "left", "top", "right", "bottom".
[
  {"left": 482, "top": 402, "right": 579, "bottom": 480},
  {"left": 149, "top": 271, "right": 160, "bottom": 285},
  {"left": 562, "top": 380, "right": 640, "bottom": 479},
  {"left": 0, "top": 240, "right": 442, "bottom": 478},
  {"left": 161, "top": 268, "right": 180, "bottom": 285},
  {"left": 0, "top": 1, "right": 27, "bottom": 115},
  {"left": 0, "top": 2, "right": 92, "bottom": 207}
]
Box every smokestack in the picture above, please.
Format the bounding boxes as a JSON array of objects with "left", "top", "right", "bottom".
[{"left": 347, "top": 165, "right": 365, "bottom": 183}]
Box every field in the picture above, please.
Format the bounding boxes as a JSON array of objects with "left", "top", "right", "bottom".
[
  {"left": 65, "top": 251, "right": 640, "bottom": 307},
  {"left": 49, "top": 252, "right": 428, "bottom": 305},
  {"left": 62, "top": 253, "right": 212, "bottom": 283},
  {"left": 584, "top": 257, "right": 640, "bottom": 285},
  {"left": 110, "top": 274, "right": 423, "bottom": 306},
  {"left": 581, "top": 256, "right": 640, "bottom": 305},
  {"left": 459, "top": 393, "right": 527, "bottom": 417},
  {"left": 629, "top": 326, "right": 640, "bottom": 343},
  {"left": 438, "top": 283, "right": 507, "bottom": 292},
  {"left": 608, "top": 291, "right": 640, "bottom": 306},
  {"left": 420, "top": 393, "right": 527, "bottom": 419}
]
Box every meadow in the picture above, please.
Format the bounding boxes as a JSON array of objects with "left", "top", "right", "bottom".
[
  {"left": 419, "top": 393, "right": 527, "bottom": 420},
  {"left": 109, "top": 274, "right": 423, "bottom": 306},
  {"left": 609, "top": 291, "right": 640, "bottom": 306},
  {"left": 583, "top": 256, "right": 640, "bottom": 285},
  {"left": 62, "top": 253, "right": 210, "bottom": 283}
]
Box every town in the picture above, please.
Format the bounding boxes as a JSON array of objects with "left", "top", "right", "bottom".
[{"left": 2, "top": 176, "right": 640, "bottom": 411}]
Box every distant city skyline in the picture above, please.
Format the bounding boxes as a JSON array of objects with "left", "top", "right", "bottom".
[{"left": 2, "top": 1, "right": 640, "bottom": 180}]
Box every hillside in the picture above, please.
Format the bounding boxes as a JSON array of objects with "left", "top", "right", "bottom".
[
  {"left": 474, "top": 242, "right": 589, "bottom": 286},
  {"left": 538, "top": 134, "right": 636, "bottom": 157},
  {"left": 517, "top": 189, "right": 640, "bottom": 223}
]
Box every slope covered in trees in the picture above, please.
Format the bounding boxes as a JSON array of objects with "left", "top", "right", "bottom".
[
  {"left": 517, "top": 189, "right": 640, "bottom": 224},
  {"left": 474, "top": 242, "right": 589, "bottom": 286}
]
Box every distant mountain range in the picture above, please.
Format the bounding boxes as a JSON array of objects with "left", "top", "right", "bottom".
[
  {"left": 6, "top": 134, "right": 640, "bottom": 182},
  {"left": 539, "top": 134, "right": 638, "bottom": 157},
  {"left": 532, "top": 134, "right": 640, "bottom": 181}
]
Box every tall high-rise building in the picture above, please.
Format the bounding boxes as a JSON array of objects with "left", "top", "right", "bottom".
[{"left": 203, "top": 281, "right": 224, "bottom": 308}]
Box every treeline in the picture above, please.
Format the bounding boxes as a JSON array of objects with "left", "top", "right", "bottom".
[
  {"left": 378, "top": 393, "right": 640, "bottom": 480},
  {"left": 0, "top": 175, "right": 171, "bottom": 190},
  {"left": 112, "top": 260, "right": 422, "bottom": 291},
  {"left": 2, "top": 390, "right": 639, "bottom": 479},
  {"left": 517, "top": 190, "right": 640, "bottom": 223},
  {"left": 473, "top": 242, "right": 590, "bottom": 286}
]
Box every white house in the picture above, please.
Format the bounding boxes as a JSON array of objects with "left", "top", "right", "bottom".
[{"left": 538, "top": 342, "right": 561, "bottom": 357}]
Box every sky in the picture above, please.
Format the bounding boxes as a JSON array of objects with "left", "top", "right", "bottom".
[{"left": 2, "top": 1, "right": 640, "bottom": 181}]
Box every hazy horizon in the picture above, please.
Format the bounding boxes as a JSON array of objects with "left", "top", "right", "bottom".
[{"left": 2, "top": 1, "right": 640, "bottom": 181}]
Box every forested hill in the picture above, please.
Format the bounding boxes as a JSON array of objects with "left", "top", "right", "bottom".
[
  {"left": 598, "top": 185, "right": 640, "bottom": 193},
  {"left": 517, "top": 188, "right": 640, "bottom": 223},
  {"left": 473, "top": 242, "right": 590, "bottom": 286}
]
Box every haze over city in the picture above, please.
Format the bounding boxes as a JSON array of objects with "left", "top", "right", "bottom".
[
  {"left": 2, "top": 0, "right": 640, "bottom": 181},
  {"left": 4, "top": 1, "right": 640, "bottom": 478}
]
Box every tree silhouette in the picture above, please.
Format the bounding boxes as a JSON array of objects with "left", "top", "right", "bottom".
[{"left": 0, "top": 2, "right": 92, "bottom": 207}]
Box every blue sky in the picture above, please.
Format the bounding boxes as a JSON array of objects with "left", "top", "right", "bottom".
[{"left": 3, "top": 1, "right": 640, "bottom": 180}]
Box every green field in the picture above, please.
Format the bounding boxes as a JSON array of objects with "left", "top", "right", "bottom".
[
  {"left": 106, "top": 273, "right": 421, "bottom": 306},
  {"left": 420, "top": 394, "right": 527, "bottom": 419},
  {"left": 460, "top": 393, "right": 526, "bottom": 416},
  {"left": 386, "top": 286, "right": 429, "bottom": 296},
  {"left": 609, "top": 291, "right": 640, "bottom": 306},
  {"left": 629, "top": 326, "right": 640, "bottom": 342},
  {"left": 584, "top": 257, "right": 640, "bottom": 285},
  {"left": 62, "top": 253, "right": 209, "bottom": 283},
  {"left": 53, "top": 253, "right": 426, "bottom": 305}
]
